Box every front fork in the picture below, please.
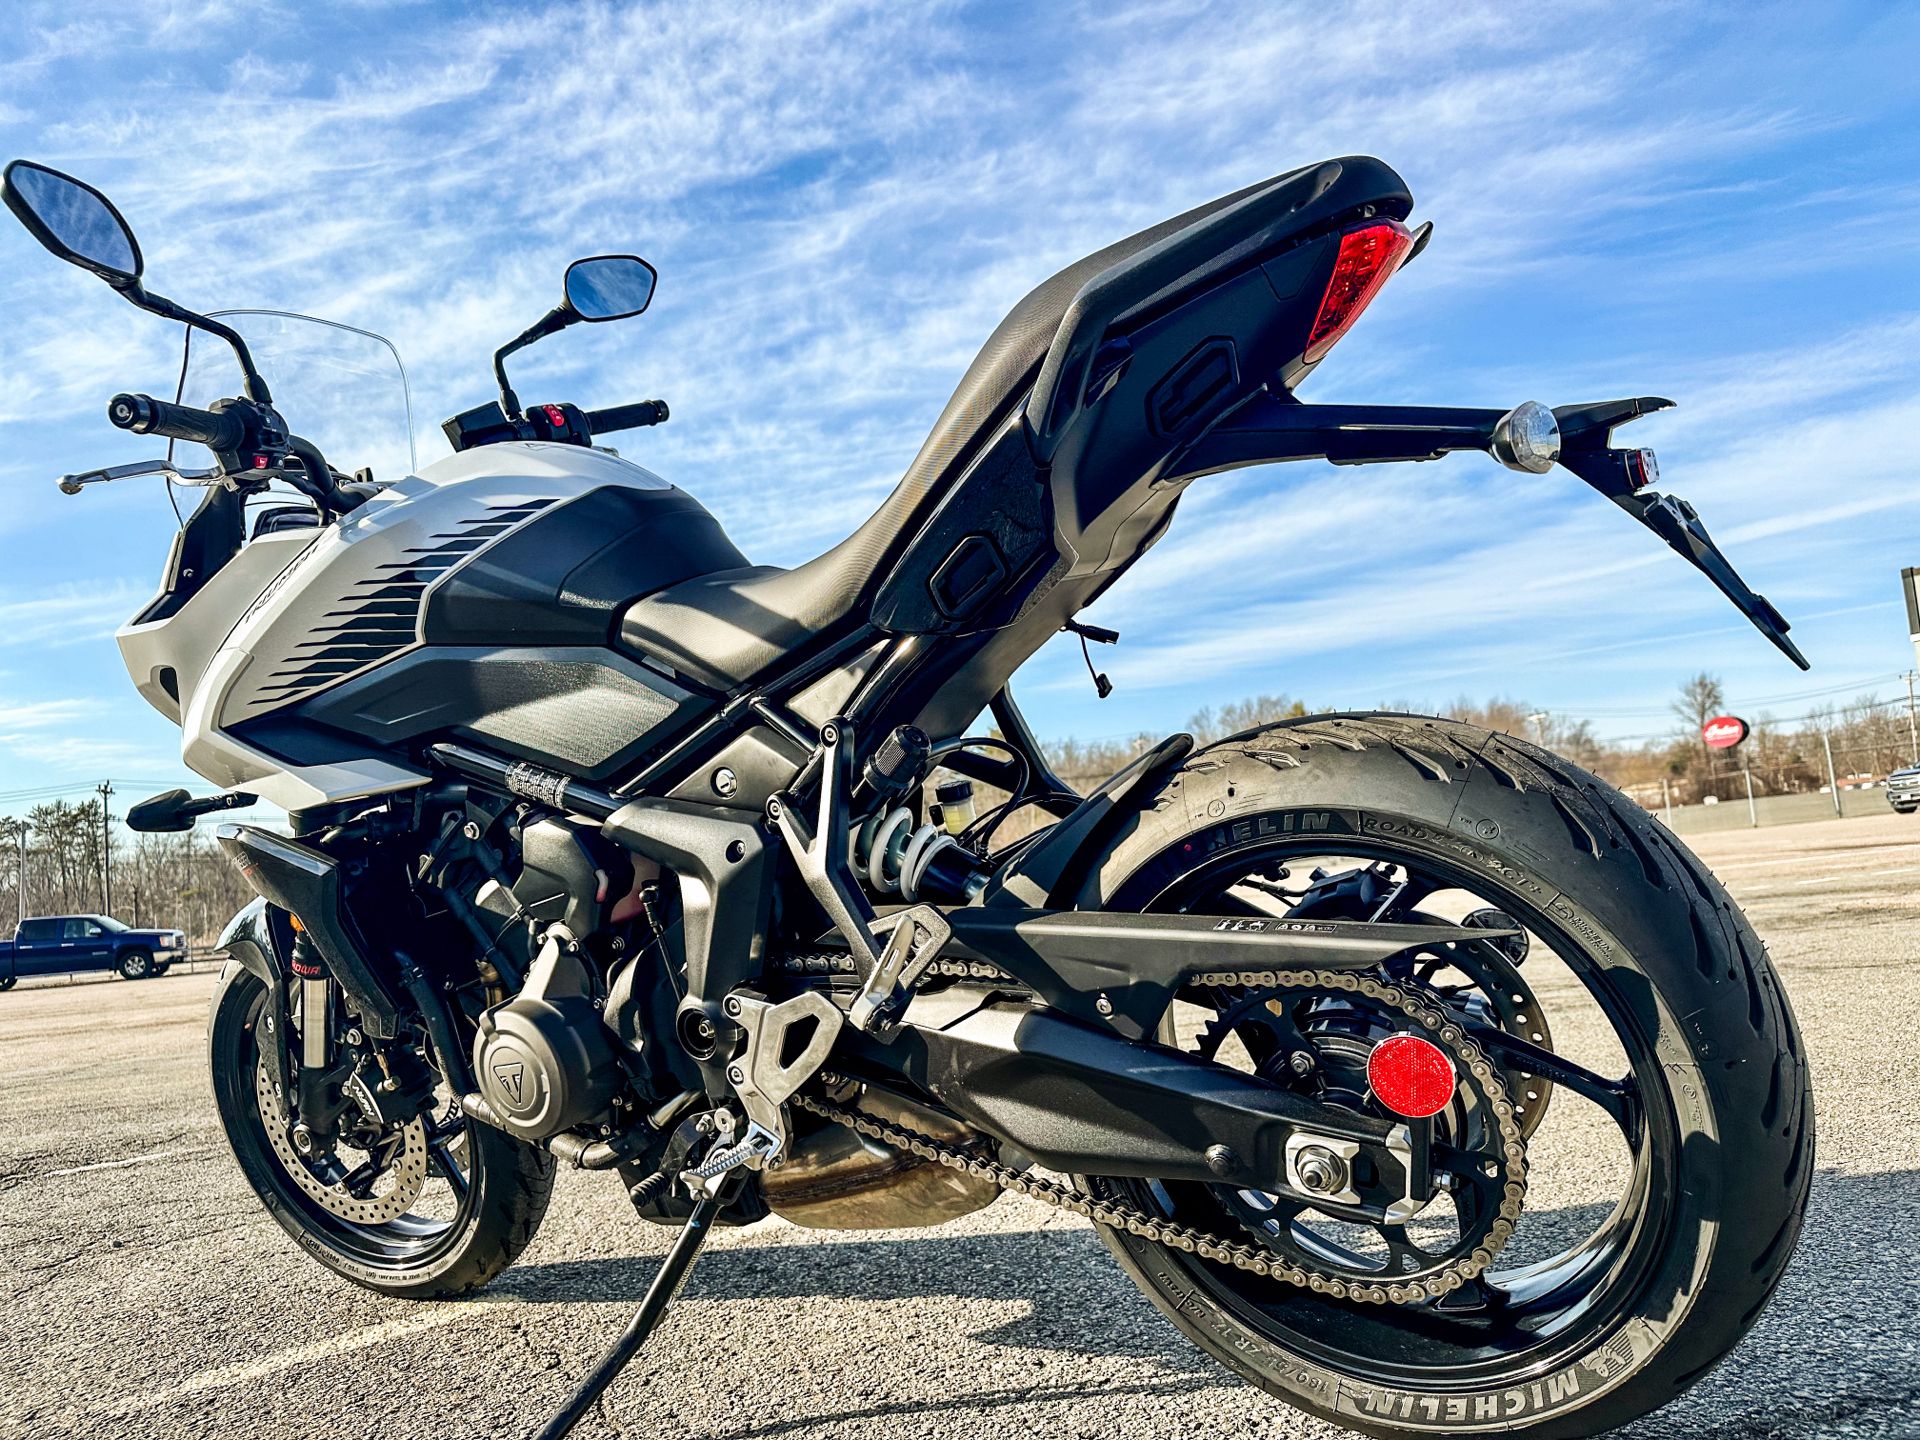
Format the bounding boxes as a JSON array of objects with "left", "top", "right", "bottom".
[{"left": 287, "top": 931, "right": 344, "bottom": 1150}]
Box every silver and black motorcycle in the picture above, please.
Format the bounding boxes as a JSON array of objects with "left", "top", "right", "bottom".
[{"left": 4, "top": 155, "right": 1813, "bottom": 1439}]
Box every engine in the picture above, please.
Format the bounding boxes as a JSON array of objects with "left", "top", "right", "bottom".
[
  {"left": 418, "top": 805, "right": 685, "bottom": 1148},
  {"left": 469, "top": 925, "right": 623, "bottom": 1142}
]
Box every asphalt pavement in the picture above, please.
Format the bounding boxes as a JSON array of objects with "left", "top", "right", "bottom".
[{"left": 3, "top": 812, "right": 1918, "bottom": 1440}]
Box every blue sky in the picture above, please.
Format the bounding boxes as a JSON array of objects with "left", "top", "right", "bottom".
[{"left": 1, "top": 0, "right": 1917, "bottom": 812}]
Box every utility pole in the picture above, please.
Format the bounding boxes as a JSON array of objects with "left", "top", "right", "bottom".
[
  {"left": 1821, "top": 729, "right": 1842, "bottom": 816},
  {"left": 12, "top": 820, "right": 24, "bottom": 935},
  {"left": 97, "top": 781, "right": 114, "bottom": 916},
  {"left": 1906, "top": 671, "right": 1919, "bottom": 767},
  {"left": 1661, "top": 776, "right": 1673, "bottom": 826}
]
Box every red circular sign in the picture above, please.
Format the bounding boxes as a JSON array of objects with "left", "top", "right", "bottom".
[{"left": 1702, "top": 715, "right": 1749, "bottom": 750}]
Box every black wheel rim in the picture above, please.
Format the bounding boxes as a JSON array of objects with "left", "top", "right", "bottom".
[
  {"left": 1100, "top": 833, "right": 1678, "bottom": 1389},
  {"left": 230, "top": 986, "right": 479, "bottom": 1270}
]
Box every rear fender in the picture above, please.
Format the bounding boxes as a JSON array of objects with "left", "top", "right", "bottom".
[{"left": 980, "top": 732, "right": 1193, "bottom": 910}]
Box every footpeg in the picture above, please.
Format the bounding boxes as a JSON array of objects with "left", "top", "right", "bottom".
[
  {"left": 679, "top": 1112, "right": 781, "bottom": 1197},
  {"left": 849, "top": 904, "right": 950, "bottom": 1040}
]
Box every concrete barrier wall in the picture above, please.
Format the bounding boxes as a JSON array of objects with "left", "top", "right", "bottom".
[{"left": 1656, "top": 787, "right": 1901, "bottom": 835}]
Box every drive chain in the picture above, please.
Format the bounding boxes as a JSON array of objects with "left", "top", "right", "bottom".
[{"left": 781, "top": 955, "right": 1528, "bottom": 1306}]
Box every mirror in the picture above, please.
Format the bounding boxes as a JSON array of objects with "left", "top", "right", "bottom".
[
  {"left": 564, "top": 255, "right": 656, "bottom": 322},
  {"left": 2, "top": 159, "right": 142, "bottom": 284}
]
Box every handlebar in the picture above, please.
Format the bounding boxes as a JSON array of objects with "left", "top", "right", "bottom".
[
  {"left": 585, "top": 399, "right": 669, "bottom": 436},
  {"left": 108, "top": 392, "right": 246, "bottom": 452}
]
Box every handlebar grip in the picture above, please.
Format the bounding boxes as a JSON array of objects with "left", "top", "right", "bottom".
[
  {"left": 585, "top": 399, "right": 669, "bottom": 436},
  {"left": 108, "top": 393, "right": 246, "bottom": 452}
]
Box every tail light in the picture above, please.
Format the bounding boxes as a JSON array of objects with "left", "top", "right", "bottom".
[{"left": 1303, "top": 219, "right": 1412, "bottom": 363}]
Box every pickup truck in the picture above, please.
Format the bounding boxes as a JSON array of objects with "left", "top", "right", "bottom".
[
  {"left": 0, "top": 914, "right": 187, "bottom": 990},
  {"left": 1887, "top": 766, "right": 1920, "bottom": 814}
]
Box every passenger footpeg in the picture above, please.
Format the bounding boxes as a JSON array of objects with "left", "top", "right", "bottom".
[{"left": 849, "top": 905, "right": 949, "bottom": 1040}]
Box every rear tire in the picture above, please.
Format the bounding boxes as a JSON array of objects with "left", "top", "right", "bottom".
[
  {"left": 0, "top": 974, "right": 15, "bottom": 992},
  {"left": 1075, "top": 713, "right": 1812, "bottom": 1439},
  {"left": 117, "top": 949, "right": 152, "bottom": 980},
  {"left": 210, "top": 963, "right": 555, "bottom": 1299}
]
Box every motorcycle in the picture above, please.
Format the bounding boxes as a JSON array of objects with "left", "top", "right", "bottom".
[{"left": 3, "top": 154, "right": 1813, "bottom": 1439}]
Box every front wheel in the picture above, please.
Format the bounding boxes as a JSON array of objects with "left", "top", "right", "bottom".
[
  {"left": 1075, "top": 714, "right": 1812, "bottom": 1439},
  {"left": 209, "top": 963, "right": 555, "bottom": 1298},
  {"left": 117, "top": 949, "right": 152, "bottom": 980}
]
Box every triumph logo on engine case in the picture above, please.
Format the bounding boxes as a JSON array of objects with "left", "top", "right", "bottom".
[{"left": 492, "top": 1056, "right": 528, "bottom": 1106}]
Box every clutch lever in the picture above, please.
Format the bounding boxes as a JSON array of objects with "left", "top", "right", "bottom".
[
  {"left": 1553, "top": 398, "right": 1810, "bottom": 671},
  {"left": 58, "top": 458, "right": 221, "bottom": 494}
]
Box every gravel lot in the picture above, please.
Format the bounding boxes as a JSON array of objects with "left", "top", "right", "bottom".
[{"left": 3, "top": 812, "right": 1917, "bottom": 1440}]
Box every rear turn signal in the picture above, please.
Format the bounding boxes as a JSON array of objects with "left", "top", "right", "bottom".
[
  {"left": 1626, "top": 447, "right": 1660, "bottom": 490},
  {"left": 1304, "top": 220, "right": 1413, "bottom": 364}
]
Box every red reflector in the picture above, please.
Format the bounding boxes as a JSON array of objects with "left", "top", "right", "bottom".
[
  {"left": 1367, "top": 1033, "right": 1456, "bottom": 1119},
  {"left": 1303, "top": 220, "right": 1412, "bottom": 364}
]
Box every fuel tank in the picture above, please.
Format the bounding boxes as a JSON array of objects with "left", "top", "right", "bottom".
[{"left": 118, "top": 441, "right": 746, "bottom": 811}]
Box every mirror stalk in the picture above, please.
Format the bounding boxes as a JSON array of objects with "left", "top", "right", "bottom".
[
  {"left": 122, "top": 284, "right": 274, "bottom": 405},
  {"left": 492, "top": 306, "right": 575, "bottom": 418}
]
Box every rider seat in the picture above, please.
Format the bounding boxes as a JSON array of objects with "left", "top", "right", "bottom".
[{"left": 618, "top": 158, "right": 1401, "bottom": 692}]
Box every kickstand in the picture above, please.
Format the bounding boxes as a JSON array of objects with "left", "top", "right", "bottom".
[{"left": 530, "top": 1188, "right": 725, "bottom": 1440}]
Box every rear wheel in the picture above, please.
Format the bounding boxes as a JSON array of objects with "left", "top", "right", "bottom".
[
  {"left": 1076, "top": 714, "right": 1811, "bottom": 1439},
  {"left": 0, "top": 973, "right": 15, "bottom": 992},
  {"left": 210, "top": 964, "right": 555, "bottom": 1298}
]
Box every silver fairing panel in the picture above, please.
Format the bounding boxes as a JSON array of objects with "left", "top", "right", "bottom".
[{"left": 116, "top": 442, "right": 671, "bottom": 812}]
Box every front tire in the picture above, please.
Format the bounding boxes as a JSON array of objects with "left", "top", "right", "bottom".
[
  {"left": 1075, "top": 714, "right": 1812, "bottom": 1439},
  {"left": 209, "top": 963, "right": 555, "bottom": 1299},
  {"left": 117, "top": 949, "right": 152, "bottom": 980}
]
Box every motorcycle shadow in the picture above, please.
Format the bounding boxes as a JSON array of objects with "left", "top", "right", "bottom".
[
  {"left": 504, "top": 1219, "right": 1217, "bottom": 1363},
  {"left": 497, "top": 1168, "right": 1920, "bottom": 1439}
]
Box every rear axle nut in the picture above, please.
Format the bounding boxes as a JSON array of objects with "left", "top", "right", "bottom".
[{"left": 1294, "top": 1144, "right": 1347, "bottom": 1196}]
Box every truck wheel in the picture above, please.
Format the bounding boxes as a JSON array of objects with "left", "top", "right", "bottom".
[
  {"left": 0, "top": 974, "right": 15, "bottom": 992},
  {"left": 117, "top": 949, "right": 153, "bottom": 980}
]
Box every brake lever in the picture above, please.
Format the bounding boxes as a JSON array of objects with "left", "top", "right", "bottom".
[
  {"left": 1552, "top": 397, "right": 1809, "bottom": 671},
  {"left": 58, "top": 458, "right": 221, "bottom": 494}
]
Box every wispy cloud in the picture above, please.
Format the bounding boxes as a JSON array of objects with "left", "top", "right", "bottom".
[
  {"left": 0, "top": 0, "right": 1914, "bottom": 791},
  {"left": 0, "top": 582, "right": 146, "bottom": 649}
]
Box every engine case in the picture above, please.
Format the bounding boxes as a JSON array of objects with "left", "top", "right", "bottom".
[{"left": 472, "top": 927, "right": 623, "bottom": 1142}]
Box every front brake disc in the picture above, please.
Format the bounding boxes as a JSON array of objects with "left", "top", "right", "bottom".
[{"left": 254, "top": 1057, "right": 429, "bottom": 1224}]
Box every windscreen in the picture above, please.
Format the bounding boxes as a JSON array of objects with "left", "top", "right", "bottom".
[{"left": 175, "top": 310, "right": 417, "bottom": 486}]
